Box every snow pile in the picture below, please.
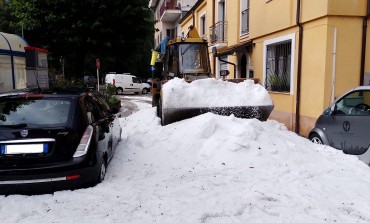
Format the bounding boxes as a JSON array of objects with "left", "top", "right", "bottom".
[
  {"left": 162, "top": 78, "right": 273, "bottom": 108},
  {"left": 114, "top": 108, "right": 370, "bottom": 222}
]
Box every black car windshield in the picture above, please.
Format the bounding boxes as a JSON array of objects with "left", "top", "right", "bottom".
[{"left": 0, "top": 98, "right": 72, "bottom": 126}]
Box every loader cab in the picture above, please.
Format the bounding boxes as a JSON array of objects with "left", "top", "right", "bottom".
[{"left": 164, "top": 42, "right": 211, "bottom": 81}]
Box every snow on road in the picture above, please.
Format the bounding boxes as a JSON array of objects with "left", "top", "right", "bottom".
[{"left": 1, "top": 85, "right": 370, "bottom": 222}]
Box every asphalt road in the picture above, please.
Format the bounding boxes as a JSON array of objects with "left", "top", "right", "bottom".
[{"left": 115, "top": 93, "right": 152, "bottom": 118}]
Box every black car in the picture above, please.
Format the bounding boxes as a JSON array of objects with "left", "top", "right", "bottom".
[
  {"left": 0, "top": 87, "right": 122, "bottom": 194},
  {"left": 309, "top": 86, "right": 370, "bottom": 165},
  {"left": 83, "top": 76, "right": 98, "bottom": 88}
]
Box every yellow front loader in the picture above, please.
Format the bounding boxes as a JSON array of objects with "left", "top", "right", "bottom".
[{"left": 150, "top": 26, "right": 273, "bottom": 125}]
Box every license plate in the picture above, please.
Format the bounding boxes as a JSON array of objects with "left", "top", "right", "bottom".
[{"left": 1, "top": 144, "right": 48, "bottom": 155}]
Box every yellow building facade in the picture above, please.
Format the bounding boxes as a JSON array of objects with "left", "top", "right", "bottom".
[{"left": 180, "top": 0, "right": 370, "bottom": 137}]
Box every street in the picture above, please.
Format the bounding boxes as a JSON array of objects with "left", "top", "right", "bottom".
[{"left": 116, "top": 93, "right": 152, "bottom": 118}]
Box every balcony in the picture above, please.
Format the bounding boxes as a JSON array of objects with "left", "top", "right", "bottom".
[
  {"left": 209, "top": 21, "right": 228, "bottom": 44},
  {"left": 159, "top": 0, "right": 181, "bottom": 22}
]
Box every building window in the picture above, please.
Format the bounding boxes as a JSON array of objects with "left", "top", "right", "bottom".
[
  {"left": 166, "top": 28, "right": 175, "bottom": 39},
  {"left": 200, "top": 14, "right": 206, "bottom": 36},
  {"left": 241, "top": 0, "right": 249, "bottom": 35},
  {"left": 263, "top": 34, "right": 295, "bottom": 93}
]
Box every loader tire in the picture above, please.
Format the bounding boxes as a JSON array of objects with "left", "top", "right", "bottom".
[
  {"left": 152, "top": 95, "right": 160, "bottom": 108},
  {"left": 158, "top": 96, "right": 164, "bottom": 126}
]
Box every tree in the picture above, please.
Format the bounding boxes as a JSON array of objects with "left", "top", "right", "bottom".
[
  {"left": 0, "top": 0, "right": 15, "bottom": 33},
  {"left": 6, "top": 0, "right": 155, "bottom": 79}
]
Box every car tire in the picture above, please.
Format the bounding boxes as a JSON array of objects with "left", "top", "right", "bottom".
[
  {"left": 97, "top": 160, "right": 107, "bottom": 183},
  {"left": 142, "top": 88, "right": 148, "bottom": 94},
  {"left": 116, "top": 88, "right": 123, "bottom": 95},
  {"left": 310, "top": 133, "right": 324, "bottom": 145}
]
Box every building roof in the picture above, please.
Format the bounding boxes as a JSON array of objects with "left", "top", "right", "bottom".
[{"left": 0, "top": 32, "right": 29, "bottom": 57}]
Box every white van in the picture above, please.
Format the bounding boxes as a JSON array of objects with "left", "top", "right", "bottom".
[{"left": 105, "top": 73, "right": 151, "bottom": 95}]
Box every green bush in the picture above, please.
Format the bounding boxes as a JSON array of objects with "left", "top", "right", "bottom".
[
  {"left": 106, "top": 84, "right": 116, "bottom": 96},
  {"left": 108, "top": 95, "right": 120, "bottom": 104}
]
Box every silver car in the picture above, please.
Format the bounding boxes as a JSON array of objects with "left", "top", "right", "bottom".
[{"left": 309, "top": 86, "right": 370, "bottom": 164}]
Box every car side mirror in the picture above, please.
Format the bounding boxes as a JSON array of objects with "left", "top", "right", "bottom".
[
  {"left": 323, "top": 108, "right": 332, "bottom": 115},
  {"left": 98, "top": 119, "right": 110, "bottom": 133}
]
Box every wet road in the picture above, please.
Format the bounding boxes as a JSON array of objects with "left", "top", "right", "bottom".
[{"left": 116, "top": 94, "right": 152, "bottom": 118}]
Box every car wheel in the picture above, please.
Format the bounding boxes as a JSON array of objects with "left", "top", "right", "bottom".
[
  {"left": 142, "top": 88, "right": 148, "bottom": 94},
  {"left": 97, "top": 160, "right": 107, "bottom": 183},
  {"left": 116, "top": 88, "right": 123, "bottom": 95},
  {"left": 310, "top": 133, "right": 323, "bottom": 145}
]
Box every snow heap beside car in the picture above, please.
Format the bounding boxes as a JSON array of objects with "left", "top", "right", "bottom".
[{"left": 162, "top": 78, "right": 273, "bottom": 108}]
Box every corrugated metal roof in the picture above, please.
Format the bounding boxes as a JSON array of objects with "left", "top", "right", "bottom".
[
  {"left": 0, "top": 32, "right": 29, "bottom": 55},
  {"left": 217, "top": 40, "right": 253, "bottom": 56}
]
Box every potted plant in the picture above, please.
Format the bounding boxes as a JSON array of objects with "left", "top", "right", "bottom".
[
  {"left": 106, "top": 84, "right": 121, "bottom": 112},
  {"left": 268, "top": 73, "right": 289, "bottom": 92}
]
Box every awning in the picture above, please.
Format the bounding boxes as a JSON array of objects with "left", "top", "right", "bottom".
[
  {"left": 0, "top": 32, "right": 28, "bottom": 57},
  {"left": 217, "top": 40, "right": 253, "bottom": 56}
]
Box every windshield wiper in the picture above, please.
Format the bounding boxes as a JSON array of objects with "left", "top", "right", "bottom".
[{"left": 0, "top": 123, "right": 28, "bottom": 128}]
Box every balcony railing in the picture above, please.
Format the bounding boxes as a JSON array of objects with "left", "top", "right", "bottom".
[
  {"left": 159, "top": 0, "right": 181, "bottom": 22},
  {"left": 209, "top": 21, "right": 228, "bottom": 44}
]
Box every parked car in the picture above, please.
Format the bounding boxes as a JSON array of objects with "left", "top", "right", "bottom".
[
  {"left": 309, "top": 86, "right": 370, "bottom": 164},
  {"left": 146, "top": 78, "right": 153, "bottom": 86},
  {"left": 105, "top": 73, "right": 151, "bottom": 94},
  {"left": 83, "top": 76, "right": 98, "bottom": 88},
  {"left": 0, "top": 87, "right": 122, "bottom": 194}
]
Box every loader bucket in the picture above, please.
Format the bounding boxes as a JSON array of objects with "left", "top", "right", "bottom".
[
  {"left": 159, "top": 78, "right": 274, "bottom": 126},
  {"left": 161, "top": 105, "right": 274, "bottom": 126}
]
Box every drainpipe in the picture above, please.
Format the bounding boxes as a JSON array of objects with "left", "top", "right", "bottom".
[
  {"left": 331, "top": 27, "right": 337, "bottom": 103},
  {"left": 360, "top": 0, "right": 370, "bottom": 85},
  {"left": 212, "top": 0, "right": 216, "bottom": 77},
  {"left": 294, "top": 0, "right": 303, "bottom": 134}
]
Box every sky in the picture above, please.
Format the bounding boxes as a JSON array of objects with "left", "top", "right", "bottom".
[{"left": 1, "top": 79, "right": 370, "bottom": 223}]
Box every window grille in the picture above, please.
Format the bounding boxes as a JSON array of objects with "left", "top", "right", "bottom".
[{"left": 265, "top": 41, "right": 291, "bottom": 92}]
